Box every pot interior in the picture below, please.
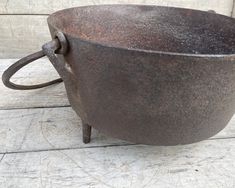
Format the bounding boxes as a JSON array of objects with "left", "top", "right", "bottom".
[{"left": 48, "top": 5, "right": 235, "bottom": 55}]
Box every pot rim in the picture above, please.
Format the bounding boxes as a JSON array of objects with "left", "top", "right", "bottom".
[{"left": 48, "top": 4, "right": 235, "bottom": 58}]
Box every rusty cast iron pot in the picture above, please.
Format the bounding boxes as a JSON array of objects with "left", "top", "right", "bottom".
[{"left": 2, "top": 5, "right": 235, "bottom": 145}]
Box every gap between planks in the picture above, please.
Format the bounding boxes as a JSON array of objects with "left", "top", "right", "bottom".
[
  {"left": 0, "top": 104, "right": 71, "bottom": 111},
  {"left": 0, "top": 137, "right": 235, "bottom": 156},
  {"left": 0, "top": 143, "right": 137, "bottom": 155},
  {"left": 0, "top": 13, "right": 49, "bottom": 15}
]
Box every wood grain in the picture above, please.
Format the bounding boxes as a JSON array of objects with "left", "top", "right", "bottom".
[
  {"left": 0, "top": 139, "right": 234, "bottom": 187},
  {"left": 0, "top": 0, "right": 233, "bottom": 15},
  {"left": 0, "top": 15, "right": 50, "bottom": 58},
  {"left": 0, "top": 107, "right": 127, "bottom": 153},
  {"left": 0, "top": 59, "right": 69, "bottom": 109}
]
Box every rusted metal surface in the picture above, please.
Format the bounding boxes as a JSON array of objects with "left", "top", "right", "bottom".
[
  {"left": 3, "top": 5, "right": 235, "bottom": 145},
  {"left": 2, "top": 47, "right": 62, "bottom": 90},
  {"left": 82, "top": 123, "right": 92, "bottom": 144}
]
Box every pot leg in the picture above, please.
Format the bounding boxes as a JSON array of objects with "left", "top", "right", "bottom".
[{"left": 82, "top": 123, "right": 92, "bottom": 144}]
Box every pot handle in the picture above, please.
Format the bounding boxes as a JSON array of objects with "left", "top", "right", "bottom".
[{"left": 2, "top": 31, "right": 67, "bottom": 90}]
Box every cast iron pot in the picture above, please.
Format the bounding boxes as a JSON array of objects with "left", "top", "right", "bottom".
[{"left": 2, "top": 5, "right": 235, "bottom": 145}]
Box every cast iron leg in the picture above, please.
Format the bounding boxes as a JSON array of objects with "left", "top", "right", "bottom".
[{"left": 82, "top": 123, "right": 92, "bottom": 144}]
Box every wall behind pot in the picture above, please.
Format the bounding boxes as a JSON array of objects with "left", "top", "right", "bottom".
[{"left": 0, "top": 0, "right": 234, "bottom": 58}]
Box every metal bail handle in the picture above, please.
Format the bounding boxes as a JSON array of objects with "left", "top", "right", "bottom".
[{"left": 2, "top": 31, "right": 68, "bottom": 90}]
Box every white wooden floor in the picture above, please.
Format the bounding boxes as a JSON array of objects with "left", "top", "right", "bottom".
[{"left": 0, "top": 59, "right": 235, "bottom": 188}]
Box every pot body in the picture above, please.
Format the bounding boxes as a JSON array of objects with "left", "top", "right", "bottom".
[
  {"left": 48, "top": 32, "right": 235, "bottom": 145},
  {"left": 46, "top": 5, "right": 235, "bottom": 145}
]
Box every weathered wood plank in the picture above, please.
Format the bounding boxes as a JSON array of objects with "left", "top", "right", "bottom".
[
  {"left": 0, "top": 106, "right": 234, "bottom": 153},
  {"left": 0, "top": 0, "right": 233, "bottom": 15},
  {"left": 0, "top": 15, "right": 50, "bottom": 58},
  {"left": 0, "top": 138, "right": 234, "bottom": 187},
  {"left": 0, "top": 59, "right": 69, "bottom": 109},
  {"left": 0, "top": 107, "right": 127, "bottom": 153},
  {"left": 232, "top": 0, "right": 235, "bottom": 17}
]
